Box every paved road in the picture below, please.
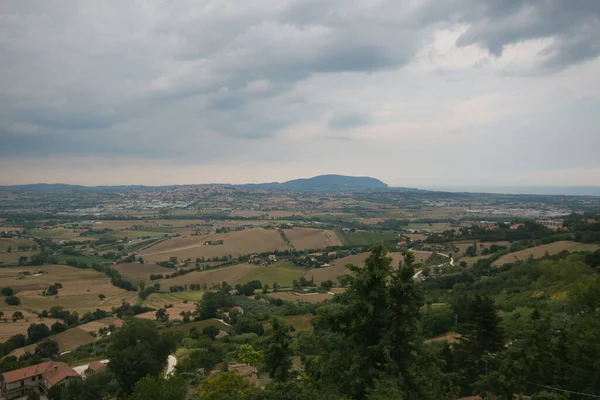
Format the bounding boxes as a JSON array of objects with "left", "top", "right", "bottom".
[{"left": 409, "top": 248, "right": 454, "bottom": 279}]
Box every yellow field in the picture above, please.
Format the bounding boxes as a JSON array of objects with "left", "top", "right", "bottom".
[
  {"left": 77, "top": 317, "right": 117, "bottom": 333},
  {"left": 267, "top": 292, "right": 333, "bottom": 303},
  {"left": 138, "top": 293, "right": 197, "bottom": 320},
  {"left": 139, "top": 228, "right": 289, "bottom": 262},
  {"left": 493, "top": 241, "right": 600, "bottom": 266},
  {"left": 0, "top": 311, "right": 62, "bottom": 341},
  {"left": 284, "top": 228, "right": 342, "bottom": 250},
  {"left": 304, "top": 251, "right": 432, "bottom": 285},
  {"left": 9, "top": 327, "right": 95, "bottom": 357},
  {"left": 0, "top": 265, "right": 138, "bottom": 315}
]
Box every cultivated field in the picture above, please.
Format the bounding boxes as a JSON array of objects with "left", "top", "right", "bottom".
[
  {"left": 493, "top": 241, "right": 600, "bottom": 266},
  {"left": 160, "top": 319, "right": 232, "bottom": 335},
  {"left": 9, "top": 327, "right": 95, "bottom": 357},
  {"left": 0, "top": 237, "right": 32, "bottom": 252},
  {"left": 232, "top": 261, "right": 308, "bottom": 287},
  {"left": 452, "top": 241, "right": 511, "bottom": 256},
  {"left": 113, "top": 263, "right": 174, "bottom": 282},
  {"left": 0, "top": 265, "right": 138, "bottom": 315},
  {"left": 137, "top": 293, "right": 197, "bottom": 320},
  {"left": 304, "top": 251, "right": 432, "bottom": 285},
  {"left": 267, "top": 292, "right": 333, "bottom": 303},
  {"left": 77, "top": 317, "right": 117, "bottom": 333},
  {"left": 335, "top": 230, "right": 400, "bottom": 246},
  {"left": 0, "top": 311, "right": 62, "bottom": 341},
  {"left": 284, "top": 228, "right": 342, "bottom": 250},
  {"left": 0, "top": 251, "right": 38, "bottom": 265},
  {"left": 155, "top": 264, "right": 258, "bottom": 288},
  {"left": 139, "top": 228, "right": 289, "bottom": 262}
]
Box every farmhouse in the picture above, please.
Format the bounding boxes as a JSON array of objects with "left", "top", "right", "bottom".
[
  {"left": 84, "top": 361, "right": 107, "bottom": 378},
  {"left": 0, "top": 361, "right": 79, "bottom": 399}
]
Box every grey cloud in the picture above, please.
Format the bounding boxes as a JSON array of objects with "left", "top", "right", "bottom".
[
  {"left": 455, "top": 0, "right": 600, "bottom": 68},
  {"left": 328, "top": 113, "right": 370, "bottom": 131},
  {"left": 0, "top": 0, "right": 598, "bottom": 164}
]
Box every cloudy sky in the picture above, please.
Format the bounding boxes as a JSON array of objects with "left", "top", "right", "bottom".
[{"left": 1, "top": 0, "right": 599, "bottom": 188}]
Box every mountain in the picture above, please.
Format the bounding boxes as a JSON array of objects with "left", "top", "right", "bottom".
[
  {"left": 280, "top": 174, "right": 387, "bottom": 191},
  {"left": 0, "top": 175, "right": 388, "bottom": 193},
  {"left": 236, "top": 174, "right": 388, "bottom": 192}
]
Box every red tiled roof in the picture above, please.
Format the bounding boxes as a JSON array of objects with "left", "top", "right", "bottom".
[
  {"left": 0, "top": 361, "right": 51, "bottom": 383},
  {"left": 87, "top": 361, "right": 106, "bottom": 372},
  {"left": 111, "top": 319, "right": 124, "bottom": 328},
  {"left": 43, "top": 362, "right": 80, "bottom": 386},
  {"left": 0, "top": 361, "right": 78, "bottom": 387}
]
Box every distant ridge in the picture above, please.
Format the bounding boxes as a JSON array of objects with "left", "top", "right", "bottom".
[
  {"left": 0, "top": 175, "right": 388, "bottom": 193},
  {"left": 238, "top": 174, "right": 388, "bottom": 192}
]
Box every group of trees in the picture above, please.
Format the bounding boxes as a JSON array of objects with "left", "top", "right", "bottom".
[
  {"left": 2, "top": 241, "right": 600, "bottom": 399},
  {"left": 42, "top": 282, "right": 63, "bottom": 296}
]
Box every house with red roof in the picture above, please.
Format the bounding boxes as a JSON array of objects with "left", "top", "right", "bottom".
[
  {"left": 0, "top": 361, "right": 79, "bottom": 399},
  {"left": 84, "top": 361, "right": 107, "bottom": 378}
]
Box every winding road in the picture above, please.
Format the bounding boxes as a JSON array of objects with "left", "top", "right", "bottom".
[{"left": 409, "top": 248, "right": 454, "bottom": 280}]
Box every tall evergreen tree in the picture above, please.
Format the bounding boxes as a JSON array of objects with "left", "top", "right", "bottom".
[
  {"left": 264, "top": 317, "right": 293, "bottom": 382},
  {"left": 454, "top": 292, "right": 505, "bottom": 395}
]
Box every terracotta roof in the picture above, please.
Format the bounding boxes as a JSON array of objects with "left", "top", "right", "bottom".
[
  {"left": 43, "top": 362, "right": 80, "bottom": 386},
  {"left": 111, "top": 319, "right": 124, "bottom": 328},
  {"left": 0, "top": 361, "right": 51, "bottom": 383},
  {"left": 87, "top": 361, "right": 107, "bottom": 372}
]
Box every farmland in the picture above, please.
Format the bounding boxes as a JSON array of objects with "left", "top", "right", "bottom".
[
  {"left": 113, "top": 262, "right": 174, "bottom": 282},
  {"left": 0, "top": 265, "right": 138, "bottom": 315},
  {"left": 267, "top": 292, "right": 333, "bottom": 303},
  {"left": 233, "top": 261, "right": 308, "bottom": 287},
  {"left": 493, "top": 241, "right": 600, "bottom": 266},
  {"left": 154, "top": 263, "right": 257, "bottom": 288},
  {"left": 335, "top": 230, "right": 399, "bottom": 246},
  {"left": 9, "top": 327, "right": 95, "bottom": 357},
  {"left": 0, "top": 250, "right": 38, "bottom": 265},
  {"left": 304, "top": 250, "right": 433, "bottom": 285},
  {"left": 284, "top": 227, "right": 343, "bottom": 250},
  {"left": 0, "top": 237, "right": 32, "bottom": 252},
  {"left": 0, "top": 310, "right": 62, "bottom": 341},
  {"left": 139, "top": 228, "right": 289, "bottom": 263}
]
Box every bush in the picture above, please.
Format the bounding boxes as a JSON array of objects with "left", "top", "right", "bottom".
[
  {"left": 1, "top": 287, "right": 15, "bottom": 296},
  {"left": 4, "top": 296, "right": 20, "bottom": 306},
  {"left": 420, "top": 307, "right": 455, "bottom": 338}
]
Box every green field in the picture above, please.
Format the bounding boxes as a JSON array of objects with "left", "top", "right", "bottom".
[
  {"left": 336, "top": 230, "right": 399, "bottom": 246},
  {"left": 56, "top": 254, "right": 108, "bottom": 265},
  {"left": 170, "top": 291, "right": 205, "bottom": 301},
  {"left": 161, "top": 318, "right": 231, "bottom": 334},
  {"left": 233, "top": 261, "right": 308, "bottom": 286}
]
